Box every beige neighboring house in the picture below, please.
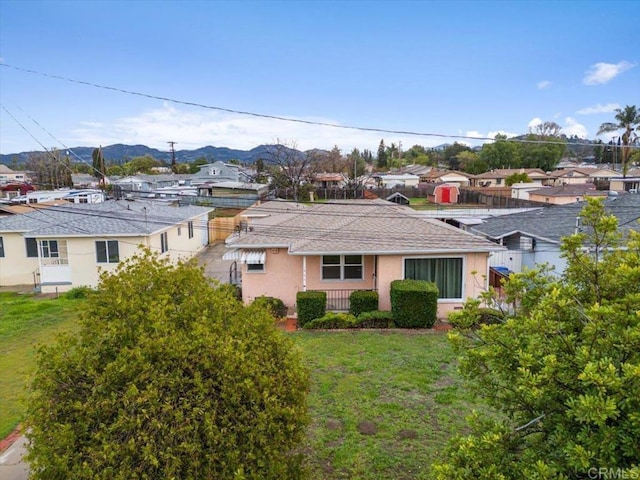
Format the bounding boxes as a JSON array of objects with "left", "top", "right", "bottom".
[
  {"left": 0, "top": 164, "right": 30, "bottom": 183},
  {"left": 424, "top": 169, "right": 471, "bottom": 187},
  {"left": 471, "top": 168, "right": 549, "bottom": 188},
  {"left": 224, "top": 200, "right": 503, "bottom": 319},
  {"left": 527, "top": 184, "right": 609, "bottom": 205},
  {"left": 0, "top": 200, "right": 212, "bottom": 292},
  {"left": 545, "top": 168, "right": 592, "bottom": 186},
  {"left": 610, "top": 168, "right": 640, "bottom": 192}
]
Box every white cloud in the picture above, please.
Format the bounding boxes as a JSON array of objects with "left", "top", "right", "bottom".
[
  {"left": 68, "top": 103, "right": 448, "bottom": 155},
  {"left": 562, "top": 117, "right": 588, "bottom": 138},
  {"left": 527, "top": 117, "right": 543, "bottom": 130},
  {"left": 576, "top": 103, "right": 620, "bottom": 115},
  {"left": 583, "top": 61, "right": 634, "bottom": 85},
  {"left": 536, "top": 80, "right": 552, "bottom": 90}
]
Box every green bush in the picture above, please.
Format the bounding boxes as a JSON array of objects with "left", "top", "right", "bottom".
[
  {"left": 26, "top": 250, "right": 309, "bottom": 480},
  {"left": 349, "top": 290, "right": 379, "bottom": 317},
  {"left": 303, "top": 312, "right": 356, "bottom": 329},
  {"left": 63, "top": 286, "right": 94, "bottom": 299},
  {"left": 252, "top": 295, "right": 288, "bottom": 319},
  {"left": 296, "top": 291, "right": 326, "bottom": 327},
  {"left": 355, "top": 310, "right": 395, "bottom": 328},
  {"left": 477, "top": 307, "right": 504, "bottom": 325},
  {"left": 390, "top": 279, "right": 438, "bottom": 328}
]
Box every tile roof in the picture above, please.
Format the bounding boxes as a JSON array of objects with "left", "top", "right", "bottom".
[
  {"left": 0, "top": 200, "right": 213, "bottom": 237},
  {"left": 227, "top": 199, "right": 502, "bottom": 255},
  {"left": 471, "top": 194, "right": 640, "bottom": 244}
]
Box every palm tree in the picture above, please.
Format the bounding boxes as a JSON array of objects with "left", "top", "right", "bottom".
[{"left": 597, "top": 105, "right": 640, "bottom": 177}]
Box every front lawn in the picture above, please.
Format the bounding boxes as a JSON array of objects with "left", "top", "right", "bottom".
[
  {"left": 0, "top": 292, "right": 83, "bottom": 438},
  {"left": 294, "top": 331, "right": 484, "bottom": 479},
  {"left": 1, "top": 293, "right": 484, "bottom": 478}
]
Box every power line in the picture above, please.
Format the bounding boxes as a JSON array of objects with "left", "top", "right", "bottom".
[{"left": 0, "top": 62, "right": 607, "bottom": 148}]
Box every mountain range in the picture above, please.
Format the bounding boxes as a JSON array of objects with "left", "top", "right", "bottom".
[{"left": 0, "top": 144, "right": 295, "bottom": 166}]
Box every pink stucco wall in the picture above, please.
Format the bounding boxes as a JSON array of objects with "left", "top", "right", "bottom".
[{"left": 241, "top": 250, "right": 490, "bottom": 319}]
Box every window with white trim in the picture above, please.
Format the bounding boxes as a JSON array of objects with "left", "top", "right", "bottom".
[
  {"left": 321, "top": 255, "right": 363, "bottom": 281},
  {"left": 404, "top": 257, "right": 463, "bottom": 299},
  {"left": 39, "top": 240, "right": 69, "bottom": 266},
  {"left": 0, "top": 237, "right": 4, "bottom": 257},
  {"left": 26, "top": 238, "right": 38, "bottom": 257},
  {"left": 188, "top": 221, "right": 194, "bottom": 238},
  {"left": 246, "top": 263, "right": 264, "bottom": 272},
  {"left": 161, "top": 232, "right": 168, "bottom": 253},
  {"left": 96, "top": 240, "right": 120, "bottom": 263}
]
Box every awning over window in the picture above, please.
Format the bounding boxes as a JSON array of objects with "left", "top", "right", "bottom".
[
  {"left": 240, "top": 249, "right": 266, "bottom": 264},
  {"left": 222, "top": 249, "right": 241, "bottom": 261}
]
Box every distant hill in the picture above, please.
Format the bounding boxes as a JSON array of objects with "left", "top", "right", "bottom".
[{"left": 0, "top": 144, "right": 303, "bottom": 166}]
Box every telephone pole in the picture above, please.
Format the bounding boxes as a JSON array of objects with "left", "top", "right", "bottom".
[{"left": 168, "top": 141, "right": 177, "bottom": 173}]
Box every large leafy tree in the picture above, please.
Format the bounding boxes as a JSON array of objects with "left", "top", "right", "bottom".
[
  {"left": 598, "top": 105, "right": 640, "bottom": 176},
  {"left": 434, "top": 199, "right": 640, "bottom": 479},
  {"left": 26, "top": 251, "right": 309, "bottom": 479},
  {"left": 479, "top": 134, "right": 522, "bottom": 169}
]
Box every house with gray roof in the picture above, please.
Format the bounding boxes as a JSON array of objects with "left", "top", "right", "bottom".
[
  {"left": 470, "top": 194, "right": 640, "bottom": 274},
  {"left": 224, "top": 199, "right": 503, "bottom": 318},
  {"left": 0, "top": 200, "right": 212, "bottom": 292}
]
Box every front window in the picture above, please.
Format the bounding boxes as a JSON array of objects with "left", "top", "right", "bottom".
[
  {"left": 96, "top": 240, "right": 120, "bottom": 263},
  {"left": 0, "top": 236, "right": 4, "bottom": 257},
  {"left": 39, "top": 240, "right": 69, "bottom": 266},
  {"left": 188, "top": 221, "right": 194, "bottom": 239},
  {"left": 322, "top": 255, "right": 363, "bottom": 281},
  {"left": 404, "top": 257, "right": 463, "bottom": 299}
]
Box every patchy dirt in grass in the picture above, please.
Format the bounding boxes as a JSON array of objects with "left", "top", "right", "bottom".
[
  {"left": 325, "top": 419, "right": 343, "bottom": 431},
  {"left": 397, "top": 429, "right": 418, "bottom": 440},
  {"left": 357, "top": 420, "right": 377, "bottom": 435}
]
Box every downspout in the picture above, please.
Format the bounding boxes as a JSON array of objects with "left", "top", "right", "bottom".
[{"left": 302, "top": 255, "right": 307, "bottom": 292}]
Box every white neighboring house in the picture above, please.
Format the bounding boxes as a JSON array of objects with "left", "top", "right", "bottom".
[
  {"left": 0, "top": 200, "right": 213, "bottom": 292},
  {"left": 0, "top": 164, "right": 30, "bottom": 183},
  {"left": 11, "top": 189, "right": 106, "bottom": 204},
  {"left": 470, "top": 194, "right": 640, "bottom": 275}
]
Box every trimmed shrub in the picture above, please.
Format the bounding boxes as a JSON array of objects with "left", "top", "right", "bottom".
[
  {"left": 390, "top": 279, "right": 439, "bottom": 328},
  {"left": 355, "top": 310, "right": 395, "bottom": 329},
  {"left": 252, "top": 296, "right": 288, "bottom": 319},
  {"left": 296, "top": 291, "right": 326, "bottom": 327},
  {"left": 349, "top": 290, "right": 379, "bottom": 317},
  {"left": 303, "top": 312, "right": 356, "bottom": 330}
]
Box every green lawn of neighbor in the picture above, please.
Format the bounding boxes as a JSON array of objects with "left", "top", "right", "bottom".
[{"left": 0, "top": 292, "right": 83, "bottom": 438}]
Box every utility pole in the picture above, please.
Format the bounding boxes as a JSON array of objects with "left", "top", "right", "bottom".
[{"left": 168, "top": 141, "right": 177, "bottom": 173}]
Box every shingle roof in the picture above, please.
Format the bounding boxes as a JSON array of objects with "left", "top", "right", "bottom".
[
  {"left": 470, "top": 194, "right": 640, "bottom": 244},
  {"left": 528, "top": 185, "right": 607, "bottom": 197},
  {"left": 0, "top": 200, "right": 213, "bottom": 237},
  {"left": 227, "top": 200, "right": 502, "bottom": 255}
]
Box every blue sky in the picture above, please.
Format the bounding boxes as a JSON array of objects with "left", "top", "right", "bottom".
[{"left": 1, "top": 0, "right": 639, "bottom": 156}]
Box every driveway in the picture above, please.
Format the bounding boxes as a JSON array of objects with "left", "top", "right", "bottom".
[{"left": 195, "top": 241, "right": 240, "bottom": 285}]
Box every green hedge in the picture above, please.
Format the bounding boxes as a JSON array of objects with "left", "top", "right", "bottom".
[
  {"left": 349, "top": 290, "right": 379, "bottom": 317},
  {"left": 252, "top": 296, "right": 288, "bottom": 319},
  {"left": 303, "top": 311, "right": 395, "bottom": 330},
  {"left": 303, "top": 312, "right": 356, "bottom": 329},
  {"left": 354, "top": 310, "right": 394, "bottom": 329},
  {"left": 296, "top": 291, "right": 326, "bottom": 327},
  {"left": 390, "top": 279, "right": 438, "bottom": 328}
]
